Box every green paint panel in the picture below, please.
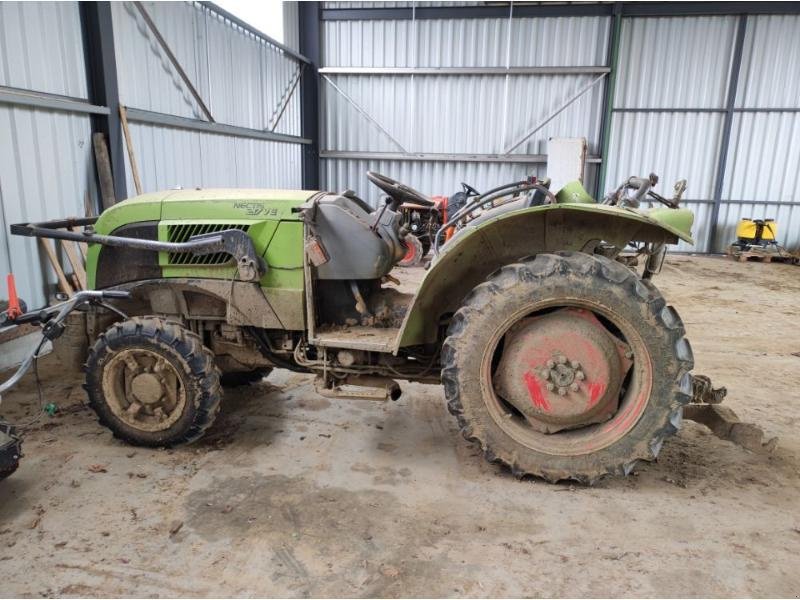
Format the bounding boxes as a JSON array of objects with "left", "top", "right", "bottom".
[
  {"left": 92, "top": 192, "right": 166, "bottom": 235},
  {"left": 265, "top": 221, "right": 304, "bottom": 269},
  {"left": 645, "top": 207, "right": 694, "bottom": 240},
  {"left": 160, "top": 189, "right": 313, "bottom": 222}
]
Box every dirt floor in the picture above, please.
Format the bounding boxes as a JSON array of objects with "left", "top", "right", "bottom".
[{"left": 0, "top": 255, "right": 799, "bottom": 598}]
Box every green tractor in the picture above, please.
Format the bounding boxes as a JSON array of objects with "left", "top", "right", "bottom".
[{"left": 9, "top": 171, "right": 695, "bottom": 482}]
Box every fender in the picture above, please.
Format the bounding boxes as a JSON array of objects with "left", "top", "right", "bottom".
[{"left": 394, "top": 203, "right": 693, "bottom": 350}]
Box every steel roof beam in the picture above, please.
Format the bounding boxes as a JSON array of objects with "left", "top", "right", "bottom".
[
  {"left": 321, "top": 2, "right": 800, "bottom": 21},
  {"left": 124, "top": 107, "right": 311, "bottom": 145},
  {"left": 319, "top": 66, "right": 610, "bottom": 76}
]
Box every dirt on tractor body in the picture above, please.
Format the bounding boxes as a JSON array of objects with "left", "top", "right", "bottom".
[{"left": 0, "top": 255, "right": 798, "bottom": 597}]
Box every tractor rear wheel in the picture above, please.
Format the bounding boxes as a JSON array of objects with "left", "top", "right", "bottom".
[
  {"left": 442, "top": 252, "right": 693, "bottom": 483},
  {"left": 85, "top": 317, "right": 222, "bottom": 447}
]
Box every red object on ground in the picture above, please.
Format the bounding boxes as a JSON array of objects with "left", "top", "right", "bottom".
[{"left": 5, "top": 274, "right": 22, "bottom": 319}]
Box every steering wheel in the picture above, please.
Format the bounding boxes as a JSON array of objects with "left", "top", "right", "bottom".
[
  {"left": 461, "top": 182, "right": 480, "bottom": 198},
  {"left": 367, "top": 171, "right": 435, "bottom": 208}
]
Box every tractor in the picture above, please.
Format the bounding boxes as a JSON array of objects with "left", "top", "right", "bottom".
[{"left": 6, "top": 171, "right": 698, "bottom": 483}]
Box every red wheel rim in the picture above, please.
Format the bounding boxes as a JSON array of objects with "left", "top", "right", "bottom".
[{"left": 481, "top": 300, "right": 654, "bottom": 457}]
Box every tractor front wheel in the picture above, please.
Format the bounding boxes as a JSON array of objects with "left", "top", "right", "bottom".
[
  {"left": 442, "top": 252, "right": 693, "bottom": 483},
  {"left": 85, "top": 317, "right": 222, "bottom": 447}
]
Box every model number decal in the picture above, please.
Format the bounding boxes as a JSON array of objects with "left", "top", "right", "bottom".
[{"left": 233, "top": 202, "right": 278, "bottom": 217}]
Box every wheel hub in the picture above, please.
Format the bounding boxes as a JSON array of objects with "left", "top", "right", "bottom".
[
  {"left": 493, "top": 308, "right": 633, "bottom": 433},
  {"left": 102, "top": 349, "right": 186, "bottom": 432},
  {"left": 130, "top": 373, "right": 165, "bottom": 404}
]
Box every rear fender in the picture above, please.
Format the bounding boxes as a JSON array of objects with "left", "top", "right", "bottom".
[{"left": 394, "top": 203, "right": 693, "bottom": 350}]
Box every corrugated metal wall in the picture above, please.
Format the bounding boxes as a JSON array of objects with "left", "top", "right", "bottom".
[
  {"left": 0, "top": 2, "right": 96, "bottom": 308},
  {"left": 605, "top": 16, "right": 737, "bottom": 252},
  {"left": 112, "top": 1, "right": 303, "bottom": 193},
  {"left": 320, "top": 5, "right": 800, "bottom": 253},
  {"left": 320, "top": 14, "right": 609, "bottom": 206},
  {"left": 723, "top": 14, "right": 800, "bottom": 251}
]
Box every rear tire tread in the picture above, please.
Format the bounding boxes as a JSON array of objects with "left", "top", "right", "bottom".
[{"left": 442, "top": 251, "right": 694, "bottom": 483}]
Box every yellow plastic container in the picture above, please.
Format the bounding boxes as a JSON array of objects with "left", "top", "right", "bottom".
[{"left": 736, "top": 218, "right": 777, "bottom": 242}]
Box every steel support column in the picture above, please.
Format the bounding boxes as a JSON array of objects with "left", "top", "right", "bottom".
[
  {"left": 596, "top": 2, "right": 622, "bottom": 199},
  {"left": 80, "top": 1, "right": 127, "bottom": 203},
  {"left": 299, "top": 1, "right": 321, "bottom": 190},
  {"left": 708, "top": 14, "right": 748, "bottom": 253}
]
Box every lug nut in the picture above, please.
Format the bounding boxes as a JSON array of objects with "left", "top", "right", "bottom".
[
  {"left": 625, "top": 350, "right": 634, "bottom": 359},
  {"left": 546, "top": 359, "right": 555, "bottom": 369},
  {"left": 540, "top": 369, "right": 550, "bottom": 380},
  {"left": 558, "top": 387, "right": 567, "bottom": 396},
  {"left": 557, "top": 355, "right": 567, "bottom": 365},
  {"left": 571, "top": 360, "right": 581, "bottom": 369},
  {"left": 570, "top": 383, "right": 580, "bottom": 392},
  {"left": 575, "top": 371, "right": 586, "bottom": 381},
  {"left": 546, "top": 383, "right": 555, "bottom": 391}
]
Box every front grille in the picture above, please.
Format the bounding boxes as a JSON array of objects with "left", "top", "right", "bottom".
[{"left": 166, "top": 223, "right": 250, "bottom": 266}]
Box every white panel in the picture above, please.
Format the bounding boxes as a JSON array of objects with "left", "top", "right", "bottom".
[
  {"left": 504, "top": 74, "right": 605, "bottom": 154},
  {"left": 723, "top": 112, "right": 800, "bottom": 204},
  {"left": 605, "top": 112, "right": 724, "bottom": 200},
  {"left": 0, "top": 107, "right": 96, "bottom": 307},
  {"left": 123, "top": 123, "right": 302, "bottom": 194},
  {"left": 414, "top": 18, "right": 511, "bottom": 67},
  {"left": 112, "top": 1, "right": 205, "bottom": 119},
  {"left": 112, "top": 1, "right": 302, "bottom": 136},
  {"left": 321, "top": 74, "right": 414, "bottom": 153},
  {"left": 737, "top": 15, "right": 800, "bottom": 108},
  {"left": 509, "top": 17, "right": 609, "bottom": 67},
  {"left": 616, "top": 16, "right": 737, "bottom": 109},
  {"left": 0, "top": 1, "right": 88, "bottom": 98},
  {"left": 323, "top": 19, "right": 416, "bottom": 67}
]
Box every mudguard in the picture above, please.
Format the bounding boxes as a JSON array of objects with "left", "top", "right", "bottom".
[{"left": 394, "top": 203, "right": 693, "bottom": 350}]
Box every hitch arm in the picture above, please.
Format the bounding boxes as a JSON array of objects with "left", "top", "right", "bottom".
[{"left": 11, "top": 219, "right": 266, "bottom": 282}]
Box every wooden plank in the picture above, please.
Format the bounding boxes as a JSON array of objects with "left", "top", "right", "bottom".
[
  {"left": 92, "top": 132, "right": 116, "bottom": 210},
  {"left": 119, "top": 105, "right": 143, "bottom": 195},
  {"left": 59, "top": 239, "right": 87, "bottom": 290},
  {"left": 38, "top": 238, "right": 74, "bottom": 296},
  {"left": 70, "top": 226, "right": 88, "bottom": 261}
]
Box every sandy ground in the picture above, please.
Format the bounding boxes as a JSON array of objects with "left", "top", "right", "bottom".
[{"left": 0, "top": 255, "right": 799, "bottom": 598}]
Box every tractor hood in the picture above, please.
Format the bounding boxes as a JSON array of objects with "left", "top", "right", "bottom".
[{"left": 94, "top": 188, "right": 319, "bottom": 235}]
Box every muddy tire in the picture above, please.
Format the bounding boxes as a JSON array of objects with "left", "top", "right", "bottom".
[
  {"left": 220, "top": 368, "right": 272, "bottom": 387},
  {"left": 442, "top": 252, "right": 693, "bottom": 483},
  {"left": 85, "top": 317, "right": 222, "bottom": 447},
  {"left": 399, "top": 235, "right": 425, "bottom": 267},
  {"left": 0, "top": 423, "right": 21, "bottom": 480}
]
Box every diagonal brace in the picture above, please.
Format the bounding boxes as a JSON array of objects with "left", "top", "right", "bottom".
[
  {"left": 132, "top": 1, "right": 215, "bottom": 122},
  {"left": 322, "top": 75, "right": 409, "bottom": 154},
  {"left": 504, "top": 73, "right": 606, "bottom": 155},
  {"left": 269, "top": 62, "right": 305, "bottom": 132}
]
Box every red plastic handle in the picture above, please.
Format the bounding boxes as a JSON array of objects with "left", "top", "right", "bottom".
[{"left": 5, "top": 274, "right": 21, "bottom": 319}]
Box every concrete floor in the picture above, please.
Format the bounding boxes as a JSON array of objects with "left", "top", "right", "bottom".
[{"left": 1, "top": 255, "right": 799, "bottom": 597}]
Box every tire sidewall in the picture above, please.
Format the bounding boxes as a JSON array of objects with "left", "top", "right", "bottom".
[
  {"left": 445, "top": 253, "right": 692, "bottom": 480},
  {"left": 86, "top": 320, "right": 218, "bottom": 446}
]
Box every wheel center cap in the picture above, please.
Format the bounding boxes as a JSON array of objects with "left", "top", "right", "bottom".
[
  {"left": 131, "top": 373, "right": 163, "bottom": 404},
  {"left": 551, "top": 363, "right": 576, "bottom": 387},
  {"left": 493, "top": 308, "right": 633, "bottom": 433}
]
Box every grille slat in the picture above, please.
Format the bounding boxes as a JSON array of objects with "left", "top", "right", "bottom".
[{"left": 166, "top": 223, "right": 251, "bottom": 266}]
